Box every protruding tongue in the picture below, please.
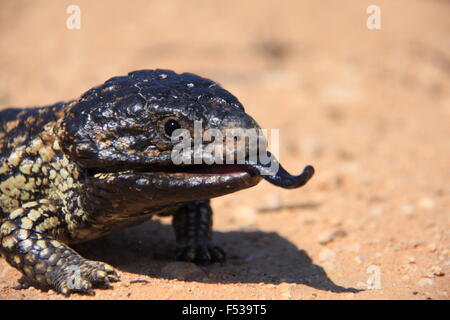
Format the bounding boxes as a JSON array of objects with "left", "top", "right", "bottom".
[{"left": 246, "top": 151, "right": 315, "bottom": 189}]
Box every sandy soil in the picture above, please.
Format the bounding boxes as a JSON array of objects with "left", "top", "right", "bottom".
[{"left": 0, "top": 0, "right": 448, "bottom": 300}]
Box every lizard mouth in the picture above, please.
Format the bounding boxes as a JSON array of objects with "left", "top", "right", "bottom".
[
  {"left": 86, "top": 151, "right": 314, "bottom": 189},
  {"left": 84, "top": 162, "right": 260, "bottom": 209},
  {"left": 87, "top": 163, "right": 251, "bottom": 178},
  {"left": 81, "top": 152, "right": 313, "bottom": 211}
]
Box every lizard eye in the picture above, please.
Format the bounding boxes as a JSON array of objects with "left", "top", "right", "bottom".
[{"left": 164, "top": 119, "right": 181, "bottom": 137}]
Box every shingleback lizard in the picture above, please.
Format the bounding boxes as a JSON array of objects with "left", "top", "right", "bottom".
[{"left": 0, "top": 69, "right": 314, "bottom": 296}]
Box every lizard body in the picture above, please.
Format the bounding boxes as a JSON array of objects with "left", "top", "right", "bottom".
[{"left": 0, "top": 69, "right": 314, "bottom": 295}]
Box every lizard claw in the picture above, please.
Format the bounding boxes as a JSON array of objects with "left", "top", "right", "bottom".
[
  {"left": 52, "top": 260, "right": 120, "bottom": 296},
  {"left": 176, "top": 243, "right": 226, "bottom": 265}
]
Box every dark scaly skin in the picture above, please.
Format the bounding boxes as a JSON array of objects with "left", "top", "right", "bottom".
[
  {"left": 0, "top": 69, "right": 314, "bottom": 296},
  {"left": 173, "top": 200, "right": 226, "bottom": 264}
]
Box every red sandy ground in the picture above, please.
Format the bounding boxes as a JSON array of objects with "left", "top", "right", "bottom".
[{"left": 0, "top": 0, "right": 448, "bottom": 300}]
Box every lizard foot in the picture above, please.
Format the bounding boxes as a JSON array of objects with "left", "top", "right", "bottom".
[
  {"left": 176, "top": 242, "right": 226, "bottom": 265},
  {"left": 50, "top": 260, "right": 120, "bottom": 296}
]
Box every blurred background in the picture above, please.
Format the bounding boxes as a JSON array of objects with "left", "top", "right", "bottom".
[{"left": 0, "top": 0, "right": 448, "bottom": 299}]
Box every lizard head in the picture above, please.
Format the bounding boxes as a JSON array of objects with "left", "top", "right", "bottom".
[{"left": 57, "top": 70, "right": 314, "bottom": 214}]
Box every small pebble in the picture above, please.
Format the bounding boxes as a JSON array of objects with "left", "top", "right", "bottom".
[
  {"left": 401, "top": 203, "right": 415, "bottom": 216},
  {"left": 428, "top": 243, "right": 437, "bottom": 252},
  {"left": 279, "top": 283, "right": 293, "bottom": 299},
  {"left": 318, "top": 248, "right": 336, "bottom": 261},
  {"left": 317, "top": 229, "right": 347, "bottom": 245},
  {"left": 410, "top": 241, "right": 424, "bottom": 249},
  {"left": 370, "top": 206, "right": 384, "bottom": 216},
  {"left": 299, "top": 136, "right": 324, "bottom": 159},
  {"left": 438, "top": 249, "right": 449, "bottom": 261},
  {"left": 161, "top": 262, "right": 207, "bottom": 281},
  {"left": 322, "top": 261, "right": 336, "bottom": 271},
  {"left": 418, "top": 197, "right": 436, "bottom": 210},
  {"left": 354, "top": 256, "right": 364, "bottom": 265},
  {"left": 261, "top": 192, "right": 283, "bottom": 211},
  {"left": 301, "top": 217, "right": 316, "bottom": 225},
  {"left": 428, "top": 266, "right": 444, "bottom": 277},
  {"left": 317, "top": 231, "right": 333, "bottom": 244},
  {"left": 408, "top": 257, "right": 416, "bottom": 264},
  {"left": 356, "top": 282, "right": 367, "bottom": 289},
  {"left": 330, "top": 217, "right": 343, "bottom": 227},
  {"left": 345, "top": 243, "right": 362, "bottom": 253},
  {"left": 418, "top": 278, "right": 434, "bottom": 287},
  {"left": 401, "top": 275, "right": 410, "bottom": 281}
]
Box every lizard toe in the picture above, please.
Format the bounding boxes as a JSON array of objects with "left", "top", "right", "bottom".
[
  {"left": 176, "top": 243, "right": 226, "bottom": 265},
  {"left": 51, "top": 260, "right": 119, "bottom": 296}
]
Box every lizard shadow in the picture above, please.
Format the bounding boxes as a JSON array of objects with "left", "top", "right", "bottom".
[{"left": 78, "top": 219, "right": 361, "bottom": 294}]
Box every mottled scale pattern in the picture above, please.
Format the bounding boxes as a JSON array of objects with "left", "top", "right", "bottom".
[
  {"left": 0, "top": 103, "right": 85, "bottom": 231},
  {"left": 0, "top": 200, "right": 118, "bottom": 295},
  {"left": 0, "top": 104, "right": 120, "bottom": 295}
]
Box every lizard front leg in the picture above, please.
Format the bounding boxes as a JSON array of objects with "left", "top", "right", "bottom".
[
  {"left": 0, "top": 199, "right": 119, "bottom": 296},
  {"left": 172, "top": 200, "right": 226, "bottom": 265}
]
